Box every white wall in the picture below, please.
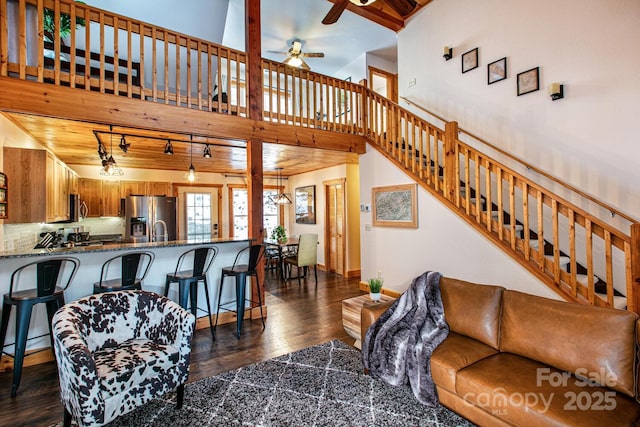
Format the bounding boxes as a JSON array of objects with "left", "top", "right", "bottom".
[
  {"left": 360, "top": 146, "right": 559, "bottom": 299},
  {"left": 398, "top": 0, "right": 640, "bottom": 221}
]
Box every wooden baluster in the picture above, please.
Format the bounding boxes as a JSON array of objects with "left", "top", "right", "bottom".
[
  {"left": 0, "top": 0, "right": 8, "bottom": 77},
  {"left": 509, "top": 175, "right": 516, "bottom": 249},
  {"left": 99, "top": 11, "right": 105, "bottom": 93},
  {"left": 475, "top": 153, "right": 481, "bottom": 222},
  {"left": 69, "top": 2, "right": 76, "bottom": 88},
  {"left": 585, "top": 219, "right": 594, "bottom": 304},
  {"left": 485, "top": 159, "right": 492, "bottom": 232},
  {"left": 604, "top": 230, "right": 614, "bottom": 307},
  {"left": 568, "top": 209, "right": 577, "bottom": 296},
  {"left": 139, "top": 22, "right": 145, "bottom": 99},
  {"left": 629, "top": 224, "right": 640, "bottom": 314},
  {"left": 522, "top": 182, "right": 530, "bottom": 259},
  {"left": 113, "top": 15, "right": 119, "bottom": 95},
  {"left": 151, "top": 27, "right": 157, "bottom": 101},
  {"left": 552, "top": 199, "right": 560, "bottom": 284},
  {"left": 35, "top": 0, "right": 43, "bottom": 82},
  {"left": 163, "top": 30, "right": 169, "bottom": 104},
  {"left": 536, "top": 191, "right": 544, "bottom": 271},
  {"left": 443, "top": 121, "right": 457, "bottom": 202},
  {"left": 126, "top": 20, "right": 132, "bottom": 97},
  {"left": 496, "top": 168, "right": 503, "bottom": 240}
]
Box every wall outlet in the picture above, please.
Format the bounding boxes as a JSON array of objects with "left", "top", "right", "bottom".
[
  {"left": 408, "top": 78, "right": 416, "bottom": 87},
  {"left": 360, "top": 204, "right": 371, "bottom": 212}
]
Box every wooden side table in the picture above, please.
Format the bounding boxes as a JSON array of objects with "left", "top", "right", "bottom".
[{"left": 342, "top": 294, "right": 395, "bottom": 349}]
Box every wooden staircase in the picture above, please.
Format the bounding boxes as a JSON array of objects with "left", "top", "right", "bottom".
[{"left": 365, "top": 95, "right": 640, "bottom": 313}]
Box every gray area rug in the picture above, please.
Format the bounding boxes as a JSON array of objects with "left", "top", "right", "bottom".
[{"left": 57, "top": 340, "right": 474, "bottom": 426}]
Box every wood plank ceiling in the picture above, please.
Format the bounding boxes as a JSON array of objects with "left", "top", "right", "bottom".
[
  {"left": 326, "top": 0, "right": 432, "bottom": 31},
  {"left": 4, "top": 113, "right": 359, "bottom": 177}
]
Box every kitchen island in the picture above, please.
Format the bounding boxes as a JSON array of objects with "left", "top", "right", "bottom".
[{"left": 0, "top": 237, "right": 254, "bottom": 358}]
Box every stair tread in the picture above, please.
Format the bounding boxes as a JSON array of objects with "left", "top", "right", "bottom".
[{"left": 545, "top": 254, "right": 570, "bottom": 264}]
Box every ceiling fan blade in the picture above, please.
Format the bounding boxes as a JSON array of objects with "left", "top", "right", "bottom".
[
  {"left": 385, "top": 0, "right": 417, "bottom": 17},
  {"left": 322, "top": 0, "right": 349, "bottom": 25},
  {"left": 267, "top": 50, "right": 290, "bottom": 55},
  {"left": 301, "top": 52, "right": 325, "bottom": 58}
]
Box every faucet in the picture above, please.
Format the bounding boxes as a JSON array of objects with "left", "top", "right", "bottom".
[{"left": 152, "top": 220, "right": 168, "bottom": 242}]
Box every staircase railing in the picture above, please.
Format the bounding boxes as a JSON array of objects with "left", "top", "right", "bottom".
[
  {"left": 3, "top": 0, "right": 639, "bottom": 313},
  {"left": 365, "top": 87, "right": 640, "bottom": 314}
]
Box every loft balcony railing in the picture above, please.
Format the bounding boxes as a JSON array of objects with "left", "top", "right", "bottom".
[{"left": 2, "top": 0, "right": 639, "bottom": 314}]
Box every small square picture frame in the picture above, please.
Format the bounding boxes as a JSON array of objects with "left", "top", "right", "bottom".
[
  {"left": 462, "top": 48, "right": 479, "bottom": 73},
  {"left": 487, "top": 57, "right": 507, "bottom": 85},
  {"left": 517, "top": 67, "right": 540, "bottom": 96}
]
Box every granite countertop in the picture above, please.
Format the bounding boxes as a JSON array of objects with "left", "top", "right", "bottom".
[{"left": 0, "top": 237, "right": 251, "bottom": 259}]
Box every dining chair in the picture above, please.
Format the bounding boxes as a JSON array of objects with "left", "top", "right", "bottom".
[
  {"left": 215, "top": 244, "right": 266, "bottom": 338},
  {"left": 0, "top": 256, "right": 80, "bottom": 396},
  {"left": 164, "top": 246, "right": 218, "bottom": 339},
  {"left": 284, "top": 233, "right": 318, "bottom": 286},
  {"left": 92, "top": 251, "right": 154, "bottom": 294}
]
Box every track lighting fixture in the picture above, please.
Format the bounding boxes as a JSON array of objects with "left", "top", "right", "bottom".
[
  {"left": 203, "top": 144, "right": 212, "bottom": 158},
  {"left": 164, "top": 140, "right": 174, "bottom": 155},
  {"left": 118, "top": 135, "right": 130, "bottom": 153}
]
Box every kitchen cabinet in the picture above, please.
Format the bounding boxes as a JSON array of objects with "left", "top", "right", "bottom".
[
  {"left": 147, "top": 182, "right": 173, "bottom": 196},
  {"left": 4, "top": 148, "right": 73, "bottom": 223},
  {"left": 102, "top": 181, "right": 122, "bottom": 216},
  {"left": 120, "top": 181, "right": 147, "bottom": 198},
  {"left": 78, "top": 179, "right": 102, "bottom": 217},
  {"left": 79, "top": 179, "right": 121, "bottom": 217}
]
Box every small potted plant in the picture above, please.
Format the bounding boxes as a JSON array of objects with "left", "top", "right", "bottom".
[
  {"left": 368, "top": 276, "right": 383, "bottom": 302},
  {"left": 271, "top": 225, "right": 287, "bottom": 243}
]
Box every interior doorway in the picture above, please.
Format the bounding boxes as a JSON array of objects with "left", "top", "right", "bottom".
[
  {"left": 324, "top": 178, "right": 346, "bottom": 276},
  {"left": 368, "top": 66, "right": 398, "bottom": 103}
]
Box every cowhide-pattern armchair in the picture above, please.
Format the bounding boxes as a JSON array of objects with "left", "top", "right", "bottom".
[{"left": 52, "top": 290, "right": 195, "bottom": 427}]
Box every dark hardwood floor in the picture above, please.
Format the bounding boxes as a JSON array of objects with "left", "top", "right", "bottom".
[{"left": 0, "top": 270, "right": 364, "bottom": 426}]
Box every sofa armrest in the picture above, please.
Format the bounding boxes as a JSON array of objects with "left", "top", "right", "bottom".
[{"left": 360, "top": 300, "right": 395, "bottom": 345}]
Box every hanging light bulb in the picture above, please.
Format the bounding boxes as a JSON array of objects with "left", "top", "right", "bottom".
[
  {"left": 185, "top": 136, "right": 197, "bottom": 182},
  {"left": 100, "top": 125, "right": 124, "bottom": 176}
]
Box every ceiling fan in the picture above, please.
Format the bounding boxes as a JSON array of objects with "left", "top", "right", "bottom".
[
  {"left": 268, "top": 40, "right": 324, "bottom": 71},
  {"left": 322, "top": 0, "right": 417, "bottom": 25}
]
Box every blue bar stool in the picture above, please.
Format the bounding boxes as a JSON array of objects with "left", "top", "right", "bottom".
[
  {"left": 0, "top": 256, "right": 79, "bottom": 397},
  {"left": 93, "top": 251, "right": 154, "bottom": 294},
  {"left": 215, "top": 245, "right": 266, "bottom": 338},
  {"left": 164, "top": 246, "right": 218, "bottom": 339}
]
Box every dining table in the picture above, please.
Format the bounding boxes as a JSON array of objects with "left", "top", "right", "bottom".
[{"left": 264, "top": 237, "right": 299, "bottom": 280}]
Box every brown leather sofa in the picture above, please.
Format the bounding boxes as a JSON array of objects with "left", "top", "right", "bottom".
[{"left": 361, "top": 277, "right": 640, "bottom": 426}]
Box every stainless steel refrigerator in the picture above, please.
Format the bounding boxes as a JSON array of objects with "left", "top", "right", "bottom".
[{"left": 124, "top": 196, "right": 177, "bottom": 243}]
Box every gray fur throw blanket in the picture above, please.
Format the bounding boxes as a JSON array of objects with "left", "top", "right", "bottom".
[{"left": 362, "top": 271, "right": 449, "bottom": 406}]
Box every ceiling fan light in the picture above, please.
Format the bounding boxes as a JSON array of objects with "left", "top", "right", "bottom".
[
  {"left": 349, "top": 0, "right": 376, "bottom": 6},
  {"left": 285, "top": 56, "right": 303, "bottom": 68}
]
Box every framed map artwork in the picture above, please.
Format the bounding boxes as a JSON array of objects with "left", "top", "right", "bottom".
[{"left": 372, "top": 184, "right": 418, "bottom": 228}]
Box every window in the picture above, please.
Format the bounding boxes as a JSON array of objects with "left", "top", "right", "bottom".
[
  {"left": 229, "top": 186, "right": 283, "bottom": 239},
  {"left": 185, "top": 192, "right": 212, "bottom": 240}
]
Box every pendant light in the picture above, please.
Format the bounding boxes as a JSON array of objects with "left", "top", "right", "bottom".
[
  {"left": 100, "top": 125, "right": 124, "bottom": 176},
  {"left": 186, "top": 136, "right": 197, "bottom": 182},
  {"left": 270, "top": 167, "right": 292, "bottom": 205}
]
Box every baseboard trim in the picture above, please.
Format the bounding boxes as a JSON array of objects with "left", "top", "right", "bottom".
[{"left": 194, "top": 305, "right": 268, "bottom": 330}]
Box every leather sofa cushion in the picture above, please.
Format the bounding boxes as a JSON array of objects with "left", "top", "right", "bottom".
[
  {"left": 431, "top": 331, "right": 498, "bottom": 392},
  {"left": 500, "top": 290, "right": 638, "bottom": 398},
  {"left": 440, "top": 277, "right": 504, "bottom": 349},
  {"left": 456, "top": 353, "right": 640, "bottom": 427}
]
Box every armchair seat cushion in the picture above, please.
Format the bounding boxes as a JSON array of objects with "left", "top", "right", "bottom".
[{"left": 95, "top": 339, "right": 180, "bottom": 396}]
